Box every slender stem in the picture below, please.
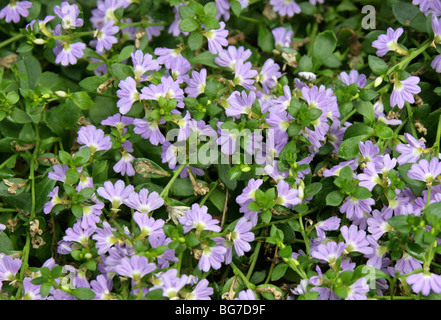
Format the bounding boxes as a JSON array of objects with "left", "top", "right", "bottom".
[
  {"left": 230, "top": 261, "right": 256, "bottom": 290},
  {"left": 298, "top": 215, "right": 310, "bottom": 256},
  {"left": 16, "top": 124, "right": 40, "bottom": 298},
  {"left": 432, "top": 114, "right": 441, "bottom": 156},
  {"left": 0, "top": 208, "right": 17, "bottom": 212},
  {"left": 385, "top": 40, "right": 432, "bottom": 76},
  {"left": 0, "top": 33, "right": 25, "bottom": 49},
  {"left": 159, "top": 163, "right": 187, "bottom": 199},
  {"left": 405, "top": 103, "right": 418, "bottom": 138},
  {"left": 341, "top": 109, "right": 356, "bottom": 124},
  {"left": 246, "top": 231, "right": 264, "bottom": 280},
  {"left": 199, "top": 180, "right": 220, "bottom": 206}
]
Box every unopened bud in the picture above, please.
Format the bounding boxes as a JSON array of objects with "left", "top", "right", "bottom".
[
  {"left": 84, "top": 253, "right": 92, "bottom": 259},
  {"left": 33, "top": 38, "right": 46, "bottom": 45},
  {"left": 55, "top": 91, "right": 67, "bottom": 98},
  {"left": 374, "top": 76, "right": 383, "bottom": 87}
]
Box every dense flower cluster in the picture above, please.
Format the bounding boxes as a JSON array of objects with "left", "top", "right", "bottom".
[{"left": 1, "top": 0, "right": 441, "bottom": 302}]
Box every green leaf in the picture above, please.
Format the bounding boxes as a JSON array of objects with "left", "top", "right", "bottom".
[
  {"left": 278, "top": 245, "right": 292, "bottom": 259},
  {"left": 117, "top": 45, "right": 135, "bottom": 62},
  {"left": 387, "top": 215, "right": 411, "bottom": 233},
  {"left": 66, "top": 168, "right": 80, "bottom": 185},
  {"left": 393, "top": 2, "right": 419, "bottom": 27},
  {"left": 374, "top": 124, "right": 394, "bottom": 139},
  {"left": 230, "top": 0, "right": 242, "bottom": 16},
  {"left": 203, "top": 16, "right": 220, "bottom": 30},
  {"left": 111, "top": 63, "right": 133, "bottom": 81},
  {"left": 40, "top": 282, "right": 52, "bottom": 297},
  {"left": 312, "top": 30, "right": 338, "bottom": 70},
  {"left": 17, "top": 54, "right": 41, "bottom": 89},
  {"left": 337, "top": 136, "right": 364, "bottom": 159},
  {"left": 353, "top": 186, "right": 372, "bottom": 200},
  {"left": 0, "top": 231, "right": 14, "bottom": 253},
  {"left": 304, "top": 182, "right": 322, "bottom": 199},
  {"left": 258, "top": 24, "right": 274, "bottom": 53},
  {"left": 355, "top": 100, "right": 375, "bottom": 125},
  {"left": 70, "top": 92, "right": 95, "bottom": 110},
  {"left": 271, "top": 263, "right": 288, "bottom": 281},
  {"left": 256, "top": 284, "right": 284, "bottom": 300},
  {"left": 71, "top": 204, "right": 83, "bottom": 219},
  {"left": 73, "top": 147, "right": 91, "bottom": 167},
  {"left": 339, "top": 166, "right": 353, "bottom": 181},
  {"left": 79, "top": 75, "right": 109, "bottom": 92},
  {"left": 179, "top": 5, "right": 195, "bottom": 19},
  {"left": 71, "top": 287, "right": 96, "bottom": 300},
  {"left": 204, "top": 2, "right": 218, "bottom": 17},
  {"left": 10, "top": 108, "right": 32, "bottom": 124},
  {"left": 188, "top": 31, "right": 203, "bottom": 51},
  {"left": 368, "top": 55, "right": 388, "bottom": 76},
  {"left": 179, "top": 17, "right": 199, "bottom": 32},
  {"left": 188, "top": 50, "right": 218, "bottom": 68},
  {"left": 326, "top": 190, "right": 344, "bottom": 206}
]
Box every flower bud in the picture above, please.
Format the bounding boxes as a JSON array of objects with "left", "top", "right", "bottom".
[
  {"left": 33, "top": 38, "right": 46, "bottom": 45},
  {"left": 374, "top": 76, "right": 383, "bottom": 87},
  {"left": 55, "top": 91, "right": 67, "bottom": 98}
]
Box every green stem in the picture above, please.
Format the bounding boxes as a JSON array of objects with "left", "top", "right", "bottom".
[
  {"left": 0, "top": 154, "right": 17, "bottom": 170},
  {"left": 432, "top": 114, "right": 441, "bottom": 156},
  {"left": 199, "top": 180, "right": 220, "bottom": 206},
  {"left": 159, "top": 163, "right": 187, "bottom": 199},
  {"left": 341, "top": 109, "right": 357, "bottom": 124},
  {"left": 406, "top": 103, "right": 418, "bottom": 138},
  {"left": 16, "top": 124, "right": 40, "bottom": 298},
  {"left": 0, "top": 33, "right": 25, "bottom": 49},
  {"left": 237, "top": 15, "right": 261, "bottom": 24},
  {"left": 230, "top": 261, "right": 256, "bottom": 290},
  {"left": 298, "top": 215, "right": 310, "bottom": 256},
  {"left": 246, "top": 231, "right": 264, "bottom": 280},
  {"left": 385, "top": 40, "right": 432, "bottom": 77},
  {"left": 0, "top": 208, "right": 16, "bottom": 212}
]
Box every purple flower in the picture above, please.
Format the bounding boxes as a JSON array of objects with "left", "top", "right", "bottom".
[
  {"left": 63, "top": 221, "right": 95, "bottom": 247},
  {"left": 22, "top": 277, "right": 42, "bottom": 300},
  {"left": 226, "top": 90, "right": 256, "bottom": 119},
  {"left": 186, "top": 279, "right": 213, "bottom": 300},
  {"left": 311, "top": 241, "right": 346, "bottom": 265},
  {"left": 275, "top": 180, "right": 301, "bottom": 209},
  {"left": 124, "top": 189, "right": 164, "bottom": 214},
  {"left": 357, "top": 162, "right": 382, "bottom": 191},
  {"left": 270, "top": 0, "right": 301, "bottom": 17},
  {"left": 92, "top": 222, "right": 119, "bottom": 255},
  {"left": 396, "top": 133, "right": 426, "bottom": 165},
  {"left": 115, "top": 255, "right": 156, "bottom": 281},
  {"left": 0, "top": 1, "right": 32, "bottom": 23},
  {"left": 77, "top": 125, "right": 112, "bottom": 153},
  {"left": 179, "top": 204, "right": 221, "bottom": 234},
  {"left": 256, "top": 58, "right": 282, "bottom": 92},
  {"left": 407, "top": 272, "right": 441, "bottom": 296},
  {"left": 340, "top": 225, "right": 373, "bottom": 255},
  {"left": 408, "top": 157, "right": 441, "bottom": 185},
  {"left": 91, "top": 275, "right": 115, "bottom": 300},
  {"left": 340, "top": 196, "right": 375, "bottom": 221},
  {"left": 140, "top": 76, "right": 184, "bottom": 108},
  {"left": 117, "top": 76, "right": 140, "bottom": 115},
  {"left": 54, "top": 41, "right": 86, "bottom": 66},
  {"left": 113, "top": 149, "right": 135, "bottom": 177},
  {"left": 413, "top": 0, "right": 436, "bottom": 12},
  {"left": 215, "top": 0, "right": 230, "bottom": 21},
  {"left": 92, "top": 20, "right": 119, "bottom": 52},
  {"left": 432, "top": 54, "right": 441, "bottom": 73},
  {"left": 153, "top": 268, "right": 188, "bottom": 299},
  {"left": 234, "top": 289, "right": 256, "bottom": 300},
  {"left": 390, "top": 76, "right": 421, "bottom": 109},
  {"left": 154, "top": 47, "right": 186, "bottom": 70},
  {"left": 44, "top": 186, "right": 63, "bottom": 214},
  {"left": 372, "top": 27, "right": 406, "bottom": 57},
  {"left": 367, "top": 210, "right": 393, "bottom": 240},
  {"left": 228, "top": 217, "right": 255, "bottom": 256},
  {"left": 346, "top": 278, "right": 370, "bottom": 300},
  {"left": 215, "top": 46, "right": 252, "bottom": 69},
  {"left": 80, "top": 202, "right": 104, "bottom": 229},
  {"left": 101, "top": 113, "right": 134, "bottom": 135},
  {"left": 236, "top": 178, "right": 263, "bottom": 207},
  {"left": 338, "top": 70, "right": 366, "bottom": 88},
  {"left": 203, "top": 21, "right": 228, "bottom": 54},
  {"left": 374, "top": 101, "right": 402, "bottom": 126},
  {"left": 185, "top": 69, "right": 207, "bottom": 98},
  {"left": 0, "top": 255, "right": 22, "bottom": 283},
  {"left": 133, "top": 118, "right": 166, "bottom": 146},
  {"left": 133, "top": 213, "right": 164, "bottom": 238},
  {"left": 198, "top": 238, "right": 227, "bottom": 272},
  {"left": 395, "top": 252, "right": 423, "bottom": 275},
  {"left": 272, "top": 26, "right": 293, "bottom": 49},
  {"left": 54, "top": 1, "right": 83, "bottom": 29},
  {"left": 233, "top": 60, "right": 258, "bottom": 91},
  {"left": 315, "top": 216, "right": 341, "bottom": 240},
  {"left": 131, "top": 50, "right": 161, "bottom": 82},
  {"left": 97, "top": 180, "right": 135, "bottom": 210}
]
